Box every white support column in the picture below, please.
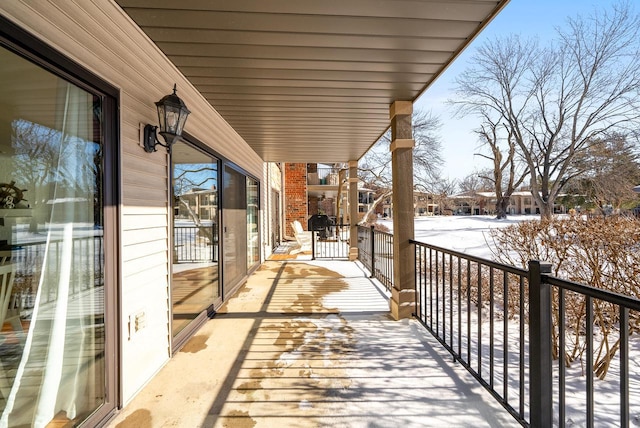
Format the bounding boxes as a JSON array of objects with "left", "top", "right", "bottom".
[
  {"left": 389, "top": 101, "right": 415, "bottom": 320},
  {"left": 348, "top": 160, "right": 359, "bottom": 261}
]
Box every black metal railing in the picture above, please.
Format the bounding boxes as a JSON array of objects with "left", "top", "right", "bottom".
[
  {"left": 307, "top": 167, "right": 342, "bottom": 186},
  {"left": 411, "top": 239, "right": 640, "bottom": 427},
  {"left": 174, "top": 224, "right": 218, "bottom": 263},
  {"left": 311, "top": 223, "right": 350, "bottom": 260},
  {"left": 540, "top": 269, "right": 640, "bottom": 428},
  {"left": 6, "top": 235, "right": 104, "bottom": 310},
  {"left": 412, "top": 240, "right": 529, "bottom": 424},
  {"left": 357, "top": 225, "right": 393, "bottom": 291}
]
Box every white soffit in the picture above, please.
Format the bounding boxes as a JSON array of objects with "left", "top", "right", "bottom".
[{"left": 116, "top": 0, "right": 509, "bottom": 162}]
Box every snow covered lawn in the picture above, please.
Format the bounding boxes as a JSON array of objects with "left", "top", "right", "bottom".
[
  {"left": 378, "top": 214, "right": 540, "bottom": 259},
  {"left": 377, "top": 214, "right": 640, "bottom": 426}
]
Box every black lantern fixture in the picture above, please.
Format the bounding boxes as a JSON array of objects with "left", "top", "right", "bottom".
[{"left": 144, "top": 84, "right": 191, "bottom": 153}]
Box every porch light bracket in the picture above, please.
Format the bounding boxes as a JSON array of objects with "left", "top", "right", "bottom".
[
  {"left": 143, "top": 124, "right": 168, "bottom": 153},
  {"left": 144, "top": 84, "right": 190, "bottom": 153}
]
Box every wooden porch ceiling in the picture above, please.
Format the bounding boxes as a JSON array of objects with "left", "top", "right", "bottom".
[{"left": 116, "top": 0, "right": 509, "bottom": 163}]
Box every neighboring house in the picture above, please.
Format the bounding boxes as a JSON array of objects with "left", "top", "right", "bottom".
[
  {"left": 414, "top": 192, "right": 438, "bottom": 216},
  {"left": 176, "top": 187, "right": 218, "bottom": 221},
  {"left": 451, "top": 190, "right": 567, "bottom": 215},
  {"left": 376, "top": 191, "right": 439, "bottom": 218}
]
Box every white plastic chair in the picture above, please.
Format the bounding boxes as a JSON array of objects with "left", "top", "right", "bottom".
[
  {"left": 291, "top": 220, "right": 312, "bottom": 253},
  {"left": 0, "top": 263, "right": 17, "bottom": 398},
  {"left": 0, "top": 251, "right": 10, "bottom": 265},
  {"left": 0, "top": 264, "right": 17, "bottom": 332}
]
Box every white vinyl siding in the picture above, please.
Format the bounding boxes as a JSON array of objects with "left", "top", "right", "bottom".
[{"left": 1, "top": 0, "right": 264, "bottom": 403}]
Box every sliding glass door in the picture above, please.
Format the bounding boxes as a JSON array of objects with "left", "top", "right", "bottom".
[
  {"left": 222, "top": 167, "right": 261, "bottom": 297},
  {"left": 0, "top": 40, "right": 115, "bottom": 427},
  {"left": 171, "top": 142, "right": 220, "bottom": 338},
  {"left": 222, "top": 166, "right": 247, "bottom": 294},
  {"left": 247, "top": 177, "right": 259, "bottom": 268}
]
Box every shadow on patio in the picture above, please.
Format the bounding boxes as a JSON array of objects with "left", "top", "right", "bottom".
[{"left": 109, "top": 260, "right": 518, "bottom": 428}]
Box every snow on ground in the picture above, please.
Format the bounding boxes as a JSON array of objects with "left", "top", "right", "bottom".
[
  {"left": 375, "top": 214, "right": 639, "bottom": 426},
  {"left": 378, "top": 214, "right": 540, "bottom": 259}
]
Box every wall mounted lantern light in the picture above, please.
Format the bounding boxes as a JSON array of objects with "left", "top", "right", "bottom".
[{"left": 144, "top": 84, "right": 191, "bottom": 153}]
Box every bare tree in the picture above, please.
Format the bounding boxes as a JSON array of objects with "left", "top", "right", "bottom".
[
  {"left": 571, "top": 133, "right": 640, "bottom": 214},
  {"left": 431, "top": 177, "right": 458, "bottom": 215},
  {"left": 335, "top": 166, "right": 347, "bottom": 226},
  {"left": 475, "top": 119, "right": 529, "bottom": 219},
  {"left": 173, "top": 164, "right": 217, "bottom": 242},
  {"left": 358, "top": 109, "right": 444, "bottom": 221},
  {"left": 357, "top": 186, "right": 390, "bottom": 225},
  {"left": 459, "top": 171, "right": 488, "bottom": 194},
  {"left": 452, "top": 2, "right": 640, "bottom": 219},
  {"left": 457, "top": 170, "right": 492, "bottom": 215}
]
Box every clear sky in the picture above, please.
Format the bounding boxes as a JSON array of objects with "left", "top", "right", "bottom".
[{"left": 414, "top": 0, "right": 626, "bottom": 182}]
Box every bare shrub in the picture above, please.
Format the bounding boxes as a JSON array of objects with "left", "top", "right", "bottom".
[{"left": 488, "top": 215, "right": 640, "bottom": 378}]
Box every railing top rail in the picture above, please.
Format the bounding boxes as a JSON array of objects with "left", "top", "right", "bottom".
[
  {"left": 410, "top": 238, "right": 528, "bottom": 276},
  {"left": 411, "top": 238, "right": 640, "bottom": 311},
  {"left": 545, "top": 274, "right": 640, "bottom": 310},
  {"left": 356, "top": 225, "right": 393, "bottom": 236},
  {"left": 371, "top": 229, "right": 393, "bottom": 238},
  {"left": 3, "top": 234, "right": 102, "bottom": 249}
]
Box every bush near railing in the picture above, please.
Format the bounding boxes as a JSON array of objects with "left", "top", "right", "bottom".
[
  {"left": 361, "top": 215, "right": 640, "bottom": 426},
  {"left": 413, "top": 239, "right": 640, "bottom": 427},
  {"left": 413, "top": 242, "right": 530, "bottom": 424},
  {"left": 487, "top": 215, "right": 640, "bottom": 379}
]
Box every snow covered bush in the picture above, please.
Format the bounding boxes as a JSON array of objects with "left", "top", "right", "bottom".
[{"left": 488, "top": 214, "right": 640, "bottom": 378}]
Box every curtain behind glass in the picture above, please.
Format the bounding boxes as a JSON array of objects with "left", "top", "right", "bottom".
[{"left": 1, "top": 81, "right": 104, "bottom": 427}]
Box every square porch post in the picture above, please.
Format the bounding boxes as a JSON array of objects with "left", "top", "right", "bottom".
[
  {"left": 389, "top": 101, "right": 415, "bottom": 320},
  {"left": 349, "top": 160, "right": 359, "bottom": 261}
]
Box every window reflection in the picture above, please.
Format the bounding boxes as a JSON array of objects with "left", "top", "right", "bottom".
[
  {"left": 0, "top": 47, "right": 105, "bottom": 426},
  {"left": 171, "top": 141, "right": 219, "bottom": 337},
  {"left": 247, "top": 177, "right": 259, "bottom": 268}
]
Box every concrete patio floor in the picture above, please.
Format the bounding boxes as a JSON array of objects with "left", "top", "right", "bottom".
[{"left": 108, "top": 260, "right": 519, "bottom": 428}]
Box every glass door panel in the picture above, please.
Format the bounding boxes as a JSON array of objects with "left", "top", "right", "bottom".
[
  {"left": 171, "top": 142, "right": 219, "bottom": 337},
  {"left": 0, "top": 45, "right": 107, "bottom": 426},
  {"left": 247, "top": 177, "right": 259, "bottom": 269},
  {"left": 222, "top": 166, "right": 247, "bottom": 295}
]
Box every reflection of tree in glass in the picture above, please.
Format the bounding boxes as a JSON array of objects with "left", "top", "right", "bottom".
[
  {"left": 174, "top": 164, "right": 216, "bottom": 195},
  {"left": 173, "top": 163, "right": 217, "bottom": 243},
  {"left": 12, "top": 119, "right": 65, "bottom": 230},
  {"left": 12, "top": 119, "right": 99, "bottom": 230}
]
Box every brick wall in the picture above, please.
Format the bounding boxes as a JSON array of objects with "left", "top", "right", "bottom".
[
  {"left": 284, "top": 163, "right": 308, "bottom": 236},
  {"left": 308, "top": 196, "right": 319, "bottom": 216}
]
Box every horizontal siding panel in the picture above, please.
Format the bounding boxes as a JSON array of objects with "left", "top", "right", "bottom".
[
  {"left": 122, "top": 240, "right": 168, "bottom": 263},
  {"left": 122, "top": 252, "right": 168, "bottom": 278},
  {"left": 122, "top": 215, "right": 167, "bottom": 231},
  {"left": 121, "top": 267, "right": 167, "bottom": 294},
  {"left": 123, "top": 198, "right": 167, "bottom": 209},
  {"left": 121, "top": 205, "right": 168, "bottom": 216},
  {"left": 122, "top": 226, "right": 167, "bottom": 245},
  {"left": 121, "top": 148, "right": 168, "bottom": 177},
  {"left": 123, "top": 183, "right": 169, "bottom": 202}
]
